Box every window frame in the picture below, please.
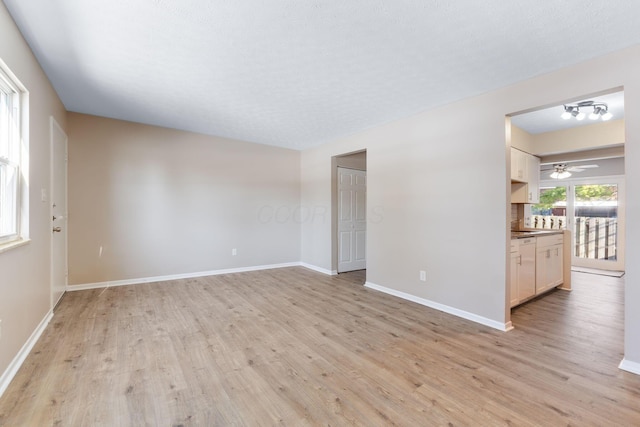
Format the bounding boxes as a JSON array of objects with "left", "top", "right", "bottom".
[{"left": 0, "top": 62, "right": 24, "bottom": 247}]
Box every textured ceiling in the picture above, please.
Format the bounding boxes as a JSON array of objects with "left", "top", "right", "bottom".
[{"left": 4, "top": 1, "right": 640, "bottom": 150}]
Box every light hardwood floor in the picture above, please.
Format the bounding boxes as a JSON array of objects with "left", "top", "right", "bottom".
[{"left": 1, "top": 267, "right": 639, "bottom": 425}]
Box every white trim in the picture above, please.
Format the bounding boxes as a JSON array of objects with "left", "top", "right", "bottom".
[
  {"left": 0, "top": 237, "right": 30, "bottom": 254},
  {"left": 66, "top": 262, "right": 301, "bottom": 291},
  {"left": 0, "top": 310, "right": 53, "bottom": 398},
  {"left": 364, "top": 281, "right": 511, "bottom": 331},
  {"left": 300, "top": 262, "right": 337, "bottom": 276},
  {"left": 619, "top": 358, "right": 640, "bottom": 375},
  {"left": 50, "top": 116, "right": 68, "bottom": 310}
]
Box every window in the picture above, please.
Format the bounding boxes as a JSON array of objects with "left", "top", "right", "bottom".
[{"left": 0, "top": 65, "right": 22, "bottom": 245}]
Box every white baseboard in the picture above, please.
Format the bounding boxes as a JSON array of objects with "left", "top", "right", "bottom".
[
  {"left": 0, "top": 310, "right": 53, "bottom": 399},
  {"left": 364, "top": 281, "right": 511, "bottom": 331},
  {"left": 299, "top": 263, "right": 337, "bottom": 276},
  {"left": 619, "top": 358, "right": 640, "bottom": 375},
  {"left": 67, "top": 262, "right": 301, "bottom": 291}
]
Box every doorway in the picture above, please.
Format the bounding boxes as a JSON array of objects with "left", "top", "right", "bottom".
[
  {"left": 332, "top": 150, "right": 367, "bottom": 275},
  {"left": 533, "top": 174, "right": 625, "bottom": 271},
  {"left": 50, "top": 117, "right": 68, "bottom": 309}
]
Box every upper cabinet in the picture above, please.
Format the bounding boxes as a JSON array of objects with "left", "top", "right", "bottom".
[
  {"left": 526, "top": 154, "right": 540, "bottom": 203},
  {"left": 511, "top": 148, "right": 540, "bottom": 204},
  {"left": 510, "top": 148, "right": 527, "bottom": 182}
]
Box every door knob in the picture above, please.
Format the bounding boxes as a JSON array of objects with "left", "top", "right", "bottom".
[{"left": 53, "top": 227, "right": 62, "bottom": 233}]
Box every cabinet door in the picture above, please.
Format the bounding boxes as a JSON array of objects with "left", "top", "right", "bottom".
[
  {"left": 549, "top": 244, "right": 563, "bottom": 286},
  {"left": 518, "top": 242, "right": 536, "bottom": 301},
  {"left": 536, "top": 247, "right": 550, "bottom": 294},
  {"left": 527, "top": 154, "right": 540, "bottom": 203},
  {"left": 511, "top": 148, "right": 527, "bottom": 182},
  {"left": 510, "top": 252, "right": 520, "bottom": 307}
]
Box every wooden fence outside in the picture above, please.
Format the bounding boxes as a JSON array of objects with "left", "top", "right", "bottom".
[{"left": 531, "top": 215, "right": 617, "bottom": 260}]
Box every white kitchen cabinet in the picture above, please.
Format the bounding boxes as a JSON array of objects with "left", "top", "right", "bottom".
[
  {"left": 535, "top": 235, "right": 564, "bottom": 295},
  {"left": 517, "top": 238, "right": 536, "bottom": 303},
  {"left": 510, "top": 240, "right": 519, "bottom": 308},
  {"left": 510, "top": 148, "right": 527, "bottom": 182},
  {"left": 510, "top": 148, "right": 541, "bottom": 204},
  {"left": 526, "top": 154, "right": 540, "bottom": 203}
]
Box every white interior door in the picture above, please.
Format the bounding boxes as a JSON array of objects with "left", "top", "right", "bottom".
[
  {"left": 338, "top": 167, "right": 366, "bottom": 273},
  {"left": 50, "top": 117, "right": 68, "bottom": 308}
]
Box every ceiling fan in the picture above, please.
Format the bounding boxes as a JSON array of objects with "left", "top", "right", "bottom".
[{"left": 542, "top": 163, "right": 598, "bottom": 179}]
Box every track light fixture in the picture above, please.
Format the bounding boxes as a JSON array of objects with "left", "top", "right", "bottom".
[{"left": 561, "top": 101, "right": 612, "bottom": 122}]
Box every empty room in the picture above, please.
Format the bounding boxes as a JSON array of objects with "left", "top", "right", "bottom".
[{"left": 1, "top": 1, "right": 640, "bottom": 425}]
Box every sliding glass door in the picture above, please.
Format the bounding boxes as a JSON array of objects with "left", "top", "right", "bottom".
[
  {"left": 532, "top": 177, "right": 625, "bottom": 271},
  {"left": 572, "top": 180, "right": 624, "bottom": 270}
]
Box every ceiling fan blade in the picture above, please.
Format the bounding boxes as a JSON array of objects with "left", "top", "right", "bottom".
[{"left": 566, "top": 164, "right": 598, "bottom": 172}]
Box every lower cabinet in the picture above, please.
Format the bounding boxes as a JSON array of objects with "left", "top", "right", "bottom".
[
  {"left": 510, "top": 238, "right": 536, "bottom": 307},
  {"left": 510, "top": 251, "right": 519, "bottom": 308},
  {"left": 511, "top": 234, "right": 563, "bottom": 308},
  {"left": 535, "top": 234, "right": 564, "bottom": 295}
]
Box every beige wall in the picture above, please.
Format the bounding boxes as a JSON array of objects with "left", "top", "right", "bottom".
[
  {"left": 511, "top": 125, "right": 534, "bottom": 153},
  {"left": 67, "top": 113, "right": 301, "bottom": 285},
  {"left": 0, "top": 3, "right": 67, "bottom": 385},
  {"left": 531, "top": 119, "right": 625, "bottom": 156},
  {"left": 301, "top": 45, "right": 640, "bottom": 367},
  {"left": 513, "top": 120, "right": 624, "bottom": 156},
  {"left": 336, "top": 151, "right": 367, "bottom": 170}
]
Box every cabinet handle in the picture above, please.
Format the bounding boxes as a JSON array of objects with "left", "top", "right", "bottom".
[
  {"left": 518, "top": 255, "right": 522, "bottom": 265},
  {"left": 547, "top": 249, "right": 551, "bottom": 258}
]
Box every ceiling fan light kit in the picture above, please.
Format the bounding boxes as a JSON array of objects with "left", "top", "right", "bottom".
[
  {"left": 548, "top": 163, "right": 599, "bottom": 179},
  {"left": 561, "top": 101, "right": 612, "bottom": 122}
]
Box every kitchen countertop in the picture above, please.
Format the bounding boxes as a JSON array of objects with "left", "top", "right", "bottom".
[{"left": 511, "top": 230, "right": 564, "bottom": 239}]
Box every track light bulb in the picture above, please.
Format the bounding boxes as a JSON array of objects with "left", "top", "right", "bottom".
[{"left": 601, "top": 111, "right": 613, "bottom": 121}]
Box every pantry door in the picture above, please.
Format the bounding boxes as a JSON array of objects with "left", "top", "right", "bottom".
[{"left": 337, "top": 168, "right": 366, "bottom": 273}]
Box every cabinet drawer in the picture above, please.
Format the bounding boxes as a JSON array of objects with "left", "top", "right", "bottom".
[
  {"left": 536, "top": 234, "right": 563, "bottom": 248},
  {"left": 510, "top": 239, "right": 518, "bottom": 253}
]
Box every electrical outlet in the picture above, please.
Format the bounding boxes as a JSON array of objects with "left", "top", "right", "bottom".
[
  {"left": 419, "top": 270, "right": 426, "bottom": 281},
  {"left": 232, "top": 248, "right": 237, "bottom": 256}
]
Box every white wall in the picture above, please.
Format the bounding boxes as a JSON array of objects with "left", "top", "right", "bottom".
[
  {"left": 67, "top": 113, "right": 301, "bottom": 285},
  {"left": 301, "top": 45, "right": 640, "bottom": 367},
  {"left": 0, "top": 3, "right": 67, "bottom": 386}
]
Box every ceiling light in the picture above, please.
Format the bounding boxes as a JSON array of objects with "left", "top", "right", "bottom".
[
  {"left": 561, "top": 101, "right": 612, "bottom": 122},
  {"left": 550, "top": 164, "right": 572, "bottom": 179},
  {"left": 550, "top": 170, "right": 571, "bottom": 179},
  {"left": 561, "top": 106, "right": 574, "bottom": 120},
  {"left": 589, "top": 106, "right": 603, "bottom": 120}
]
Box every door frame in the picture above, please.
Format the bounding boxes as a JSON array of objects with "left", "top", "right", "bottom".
[
  {"left": 331, "top": 150, "right": 367, "bottom": 275},
  {"left": 539, "top": 174, "right": 625, "bottom": 271},
  {"left": 50, "top": 116, "right": 68, "bottom": 309}
]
